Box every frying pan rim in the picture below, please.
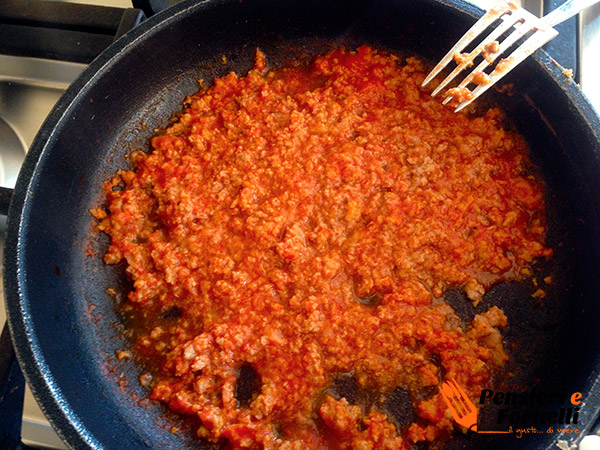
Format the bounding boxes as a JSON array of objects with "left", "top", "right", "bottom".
[
  {"left": 4, "top": 0, "right": 600, "bottom": 448},
  {"left": 3, "top": 2, "right": 215, "bottom": 447}
]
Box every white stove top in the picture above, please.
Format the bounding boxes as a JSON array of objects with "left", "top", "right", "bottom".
[{"left": 0, "top": 1, "right": 599, "bottom": 448}]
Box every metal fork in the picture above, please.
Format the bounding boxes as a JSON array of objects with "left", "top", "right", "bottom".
[{"left": 422, "top": 0, "right": 600, "bottom": 112}]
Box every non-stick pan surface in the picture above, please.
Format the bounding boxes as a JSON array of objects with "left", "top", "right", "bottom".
[{"left": 4, "top": 0, "right": 600, "bottom": 448}]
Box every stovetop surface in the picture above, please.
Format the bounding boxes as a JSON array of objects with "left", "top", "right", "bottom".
[{"left": 0, "top": 0, "right": 599, "bottom": 448}]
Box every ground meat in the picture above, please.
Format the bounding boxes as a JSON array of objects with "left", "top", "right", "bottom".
[{"left": 92, "top": 46, "right": 552, "bottom": 448}]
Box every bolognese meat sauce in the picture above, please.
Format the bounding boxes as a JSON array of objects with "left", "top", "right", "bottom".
[{"left": 91, "top": 46, "right": 552, "bottom": 449}]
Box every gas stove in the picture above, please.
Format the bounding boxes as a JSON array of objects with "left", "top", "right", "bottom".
[{"left": 0, "top": 0, "right": 599, "bottom": 448}]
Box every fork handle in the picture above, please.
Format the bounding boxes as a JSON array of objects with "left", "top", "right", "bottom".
[{"left": 542, "top": 0, "right": 600, "bottom": 27}]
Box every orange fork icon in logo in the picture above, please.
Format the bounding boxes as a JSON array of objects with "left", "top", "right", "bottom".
[
  {"left": 439, "top": 378, "right": 479, "bottom": 432},
  {"left": 439, "top": 378, "right": 513, "bottom": 434}
]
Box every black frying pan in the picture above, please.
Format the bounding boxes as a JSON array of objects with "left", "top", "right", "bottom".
[{"left": 4, "top": 0, "right": 600, "bottom": 448}]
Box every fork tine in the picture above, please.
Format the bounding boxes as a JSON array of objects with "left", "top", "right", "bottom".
[
  {"left": 445, "top": 383, "right": 469, "bottom": 416},
  {"left": 431, "top": 11, "right": 525, "bottom": 97},
  {"left": 453, "top": 25, "right": 558, "bottom": 112},
  {"left": 441, "top": 26, "right": 531, "bottom": 105},
  {"left": 421, "top": 5, "right": 512, "bottom": 87},
  {"left": 445, "top": 379, "right": 472, "bottom": 414},
  {"left": 440, "top": 383, "right": 465, "bottom": 417},
  {"left": 449, "top": 378, "right": 475, "bottom": 413},
  {"left": 449, "top": 15, "right": 545, "bottom": 92}
]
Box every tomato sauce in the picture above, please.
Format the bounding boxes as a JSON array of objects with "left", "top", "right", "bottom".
[{"left": 91, "top": 46, "right": 552, "bottom": 449}]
